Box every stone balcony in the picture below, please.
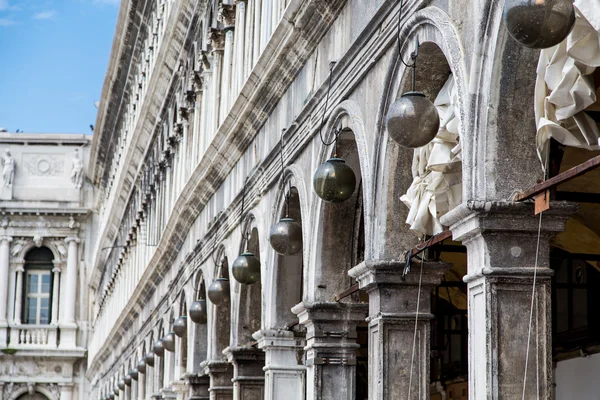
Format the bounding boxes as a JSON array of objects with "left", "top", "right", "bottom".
[{"left": 8, "top": 324, "right": 58, "bottom": 349}]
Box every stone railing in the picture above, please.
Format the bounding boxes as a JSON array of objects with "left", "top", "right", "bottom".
[{"left": 9, "top": 324, "right": 58, "bottom": 348}]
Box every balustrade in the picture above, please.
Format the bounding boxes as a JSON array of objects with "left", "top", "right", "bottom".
[{"left": 8, "top": 324, "right": 58, "bottom": 348}]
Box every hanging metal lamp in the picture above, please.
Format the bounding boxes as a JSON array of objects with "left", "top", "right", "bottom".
[
  {"left": 162, "top": 332, "right": 176, "bottom": 352},
  {"left": 173, "top": 316, "right": 187, "bottom": 338},
  {"left": 189, "top": 299, "right": 208, "bottom": 324},
  {"left": 118, "top": 379, "right": 125, "bottom": 391},
  {"left": 269, "top": 217, "right": 302, "bottom": 255},
  {"left": 386, "top": 91, "right": 439, "bottom": 148},
  {"left": 504, "top": 0, "right": 575, "bottom": 49},
  {"left": 109, "top": 394, "right": 115, "bottom": 400},
  {"left": 124, "top": 375, "right": 132, "bottom": 386},
  {"left": 207, "top": 277, "right": 230, "bottom": 305},
  {"left": 113, "top": 386, "right": 119, "bottom": 396},
  {"left": 130, "top": 368, "right": 139, "bottom": 381},
  {"left": 145, "top": 352, "right": 155, "bottom": 367},
  {"left": 232, "top": 251, "right": 261, "bottom": 285},
  {"left": 137, "top": 359, "right": 147, "bottom": 374},
  {"left": 153, "top": 339, "right": 165, "bottom": 357},
  {"left": 313, "top": 157, "right": 356, "bottom": 203}
]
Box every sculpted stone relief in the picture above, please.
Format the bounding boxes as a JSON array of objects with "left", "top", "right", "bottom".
[
  {"left": 22, "top": 153, "right": 64, "bottom": 177},
  {"left": 70, "top": 149, "right": 84, "bottom": 189}
]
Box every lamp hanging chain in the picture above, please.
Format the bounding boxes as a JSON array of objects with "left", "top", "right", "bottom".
[
  {"left": 279, "top": 128, "right": 291, "bottom": 217},
  {"left": 397, "top": 0, "right": 418, "bottom": 69},
  {"left": 318, "top": 62, "right": 342, "bottom": 148}
]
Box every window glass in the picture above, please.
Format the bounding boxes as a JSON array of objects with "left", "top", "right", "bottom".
[
  {"left": 41, "top": 274, "right": 50, "bottom": 293},
  {"left": 27, "top": 274, "right": 38, "bottom": 293},
  {"left": 24, "top": 270, "right": 51, "bottom": 325}
]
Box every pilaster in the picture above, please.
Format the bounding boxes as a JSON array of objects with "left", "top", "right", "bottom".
[
  {"left": 441, "top": 201, "right": 577, "bottom": 399},
  {"left": 292, "top": 302, "right": 368, "bottom": 400},
  {"left": 349, "top": 259, "right": 450, "bottom": 399},
  {"left": 0, "top": 235, "right": 12, "bottom": 346}
]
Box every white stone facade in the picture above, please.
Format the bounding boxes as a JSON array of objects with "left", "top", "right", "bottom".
[
  {"left": 0, "top": 133, "right": 94, "bottom": 400},
  {"left": 29, "top": 1, "right": 600, "bottom": 400}
]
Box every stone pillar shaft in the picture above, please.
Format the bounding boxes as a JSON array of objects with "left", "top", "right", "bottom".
[
  {"left": 63, "top": 237, "right": 79, "bottom": 324},
  {"left": 51, "top": 266, "right": 61, "bottom": 325},
  {"left": 349, "top": 259, "right": 449, "bottom": 400},
  {"left": 14, "top": 265, "right": 24, "bottom": 324},
  {"left": 441, "top": 201, "right": 576, "bottom": 399},
  {"left": 0, "top": 236, "right": 11, "bottom": 325},
  {"left": 254, "top": 329, "right": 305, "bottom": 400},
  {"left": 292, "top": 302, "right": 368, "bottom": 400}
]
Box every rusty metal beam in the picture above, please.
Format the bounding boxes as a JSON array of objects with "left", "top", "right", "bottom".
[
  {"left": 515, "top": 154, "right": 600, "bottom": 201},
  {"left": 333, "top": 283, "right": 360, "bottom": 302},
  {"left": 410, "top": 230, "right": 453, "bottom": 258}
]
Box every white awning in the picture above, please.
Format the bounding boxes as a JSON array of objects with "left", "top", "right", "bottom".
[{"left": 536, "top": 1, "right": 600, "bottom": 167}]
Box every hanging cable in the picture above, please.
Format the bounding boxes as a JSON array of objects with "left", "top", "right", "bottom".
[
  {"left": 407, "top": 254, "right": 425, "bottom": 400},
  {"left": 317, "top": 62, "right": 342, "bottom": 148},
  {"left": 521, "top": 211, "right": 543, "bottom": 400}
]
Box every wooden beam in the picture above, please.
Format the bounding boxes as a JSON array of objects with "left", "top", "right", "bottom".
[
  {"left": 410, "top": 230, "right": 453, "bottom": 258},
  {"left": 333, "top": 283, "right": 359, "bottom": 302},
  {"left": 515, "top": 154, "right": 600, "bottom": 201}
]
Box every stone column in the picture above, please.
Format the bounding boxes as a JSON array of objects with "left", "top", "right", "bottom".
[
  {"left": 188, "top": 375, "right": 211, "bottom": 400},
  {"left": 292, "top": 302, "right": 368, "bottom": 400},
  {"left": 51, "top": 265, "right": 61, "bottom": 324},
  {"left": 224, "top": 346, "right": 265, "bottom": 400},
  {"left": 253, "top": 329, "right": 305, "bottom": 400},
  {"left": 14, "top": 264, "right": 24, "bottom": 324},
  {"left": 202, "top": 360, "right": 233, "bottom": 400},
  {"left": 233, "top": 1, "right": 246, "bottom": 94},
  {"left": 59, "top": 383, "right": 74, "bottom": 400},
  {"left": 172, "top": 380, "right": 189, "bottom": 400},
  {"left": 61, "top": 237, "right": 80, "bottom": 348},
  {"left": 0, "top": 236, "right": 11, "bottom": 346},
  {"left": 440, "top": 201, "right": 576, "bottom": 399},
  {"left": 220, "top": 27, "right": 234, "bottom": 121},
  {"left": 349, "top": 259, "right": 450, "bottom": 400}
]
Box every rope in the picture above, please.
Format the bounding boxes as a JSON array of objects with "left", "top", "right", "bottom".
[
  {"left": 407, "top": 255, "right": 424, "bottom": 400},
  {"left": 521, "top": 211, "right": 543, "bottom": 400}
]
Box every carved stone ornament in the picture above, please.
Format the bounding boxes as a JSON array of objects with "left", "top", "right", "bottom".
[
  {"left": 70, "top": 149, "right": 84, "bottom": 189},
  {"left": 218, "top": 3, "right": 236, "bottom": 27},
  {"left": 207, "top": 28, "right": 225, "bottom": 52},
  {"left": 22, "top": 153, "right": 64, "bottom": 177}
]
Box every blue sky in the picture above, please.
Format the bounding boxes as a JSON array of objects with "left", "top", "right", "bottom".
[{"left": 0, "top": 0, "right": 119, "bottom": 133}]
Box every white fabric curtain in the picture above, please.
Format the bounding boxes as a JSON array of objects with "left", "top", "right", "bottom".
[
  {"left": 535, "top": 0, "right": 600, "bottom": 167},
  {"left": 401, "top": 75, "right": 462, "bottom": 237}
]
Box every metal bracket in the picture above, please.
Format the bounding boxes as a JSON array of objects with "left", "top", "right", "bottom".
[{"left": 306, "top": 357, "right": 356, "bottom": 366}]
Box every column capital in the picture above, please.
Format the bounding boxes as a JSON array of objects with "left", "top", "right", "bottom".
[
  {"left": 15, "top": 265, "right": 24, "bottom": 272},
  {"left": 64, "top": 237, "right": 80, "bottom": 245},
  {"left": 349, "top": 259, "right": 450, "bottom": 291},
  {"left": 292, "top": 301, "right": 368, "bottom": 326},
  {"left": 223, "top": 345, "right": 264, "bottom": 364},
  {"left": 253, "top": 329, "right": 304, "bottom": 350},
  {"left": 0, "top": 236, "right": 12, "bottom": 243}
]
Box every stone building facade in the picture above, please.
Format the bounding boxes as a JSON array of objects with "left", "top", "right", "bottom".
[
  {"left": 0, "top": 133, "right": 94, "bottom": 400},
  {"left": 82, "top": 0, "right": 600, "bottom": 400}
]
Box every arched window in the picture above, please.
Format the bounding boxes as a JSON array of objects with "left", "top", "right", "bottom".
[{"left": 23, "top": 247, "right": 54, "bottom": 325}]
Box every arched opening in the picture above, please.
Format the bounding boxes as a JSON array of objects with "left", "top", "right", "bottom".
[
  {"left": 177, "top": 291, "right": 188, "bottom": 378},
  {"left": 191, "top": 273, "right": 208, "bottom": 372},
  {"left": 23, "top": 247, "right": 55, "bottom": 325},
  {"left": 273, "top": 186, "right": 304, "bottom": 329},
  {"left": 314, "top": 123, "right": 369, "bottom": 398},
  {"left": 16, "top": 392, "right": 49, "bottom": 400},
  {"left": 213, "top": 254, "right": 231, "bottom": 359},
  {"left": 236, "top": 225, "right": 262, "bottom": 345}
]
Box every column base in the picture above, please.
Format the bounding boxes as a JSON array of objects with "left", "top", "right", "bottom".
[
  {"left": 0, "top": 321, "right": 8, "bottom": 347},
  {"left": 58, "top": 324, "right": 77, "bottom": 349}
]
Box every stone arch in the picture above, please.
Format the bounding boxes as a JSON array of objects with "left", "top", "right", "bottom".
[
  {"left": 308, "top": 101, "right": 369, "bottom": 301},
  {"left": 264, "top": 164, "right": 308, "bottom": 328},
  {"left": 371, "top": 6, "right": 470, "bottom": 258},
  {"left": 188, "top": 270, "right": 208, "bottom": 372},
  {"left": 8, "top": 386, "right": 56, "bottom": 400},
  {"left": 16, "top": 239, "right": 63, "bottom": 264},
  {"left": 231, "top": 212, "right": 263, "bottom": 345},
  {"left": 207, "top": 243, "right": 231, "bottom": 360}
]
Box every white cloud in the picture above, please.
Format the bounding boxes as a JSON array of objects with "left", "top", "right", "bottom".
[
  {"left": 0, "top": 18, "right": 16, "bottom": 26},
  {"left": 33, "top": 10, "right": 56, "bottom": 20}
]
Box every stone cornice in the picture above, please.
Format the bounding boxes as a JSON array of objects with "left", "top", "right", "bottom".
[{"left": 87, "top": 0, "right": 415, "bottom": 377}]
